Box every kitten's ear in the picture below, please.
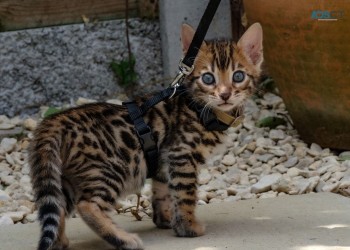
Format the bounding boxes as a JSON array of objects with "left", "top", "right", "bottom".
[
  {"left": 181, "top": 23, "right": 195, "bottom": 54},
  {"left": 237, "top": 23, "right": 263, "bottom": 67}
]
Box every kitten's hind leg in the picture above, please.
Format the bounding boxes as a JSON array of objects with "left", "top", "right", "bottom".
[
  {"left": 152, "top": 176, "right": 172, "bottom": 229},
  {"left": 77, "top": 199, "right": 143, "bottom": 250}
]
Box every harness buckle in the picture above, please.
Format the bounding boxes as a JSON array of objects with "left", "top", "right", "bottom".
[
  {"left": 170, "top": 59, "right": 195, "bottom": 87},
  {"left": 168, "top": 86, "right": 178, "bottom": 99},
  {"left": 179, "top": 59, "right": 194, "bottom": 76},
  {"left": 136, "top": 126, "right": 157, "bottom": 152}
]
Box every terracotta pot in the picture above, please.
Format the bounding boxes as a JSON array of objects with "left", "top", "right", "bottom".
[{"left": 243, "top": 0, "right": 350, "bottom": 150}]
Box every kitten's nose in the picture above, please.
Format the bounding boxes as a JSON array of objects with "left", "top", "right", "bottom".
[{"left": 220, "top": 92, "right": 231, "bottom": 101}]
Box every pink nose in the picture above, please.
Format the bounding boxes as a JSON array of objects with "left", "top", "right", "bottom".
[{"left": 220, "top": 92, "right": 231, "bottom": 101}]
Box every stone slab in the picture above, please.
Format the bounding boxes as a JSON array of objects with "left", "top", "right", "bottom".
[{"left": 1, "top": 193, "right": 350, "bottom": 249}]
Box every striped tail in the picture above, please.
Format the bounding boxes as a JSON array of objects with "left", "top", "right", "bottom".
[{"left": 29, "top": 138, "right": 64, "bottom": 250}]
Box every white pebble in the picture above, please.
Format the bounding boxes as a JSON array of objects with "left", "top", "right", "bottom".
[
  {"left": 205, "top": 179, "right": 227, "bottom": 191},
  {"left": 287, "top": 167, "right": 300, "bottom": 178},
  {"left": 0, "top": 175, "right": 16, "bottom": 186},
  {"left": 294, "top": 146, "right": 307, "bottom": 158},
  {"left": 0, "top": 138, "right": 17, "bottom": 153},
  {"left": 197, "top": 191, "right": 208, "bottom": 202},
  {"left": 263, "top": 93, "right": 283, "bottom": 106},
  {"left": 309, "top": 160, "right": 322, "bottom": 171},
  {"left": 251, "top": 173, "right": 281, "bottom": 193},
  {"left": 197, "top": 200, "right": 207, "bottom": 205},
  {"left": 296, "top": 158, "right": 315, "bottom": 170},
  {"left": 5, "top": 153, "right": 15, "bottom": 166},
  {"left": 23, "top": 118, "right": 37, "bottom": 131},
  {"left": 76, "top": 97, "right": 97, "bottom": 105},
  {"left": 259, "top": 191, "right": 278, "bottom": 199},
  {"left": 272, "top": 178, "right": 291, "bottom": 193},
  {"left": 23, "top": 212, "right": 37, "bottom": 223},
  {"left": 2, "top": 211, "right": 26, "bottom": 222},
  {"left": 269, "top": 129, "right": 285, "bottom": 140},
  {"left": 281, "top": 144, "right": 295, "bottom": 156},
  {"left": 292, "top": 178, "right": 312, "bottom": 194},
  {"left": 284, "top": 156, "right": 298, "bottom": 168},
  {"left": 224, "top": 168, "right": 240, "bottom": 184},
  {"left": 0, "top": 190, "right": 11, "bottom": 201},
  {"left": 307, "top": 143, "right": 323, "bottom": 156},
  {"left": 332, "top": 172, "right": 345, "bottom": 181},
  {"left": 0, "top": 123, "right": 16, "bottom": 130},
  {"left": 299, "top": 170, "right": 319, "bottom": 178},
  {"left": 270, "top": 149, "right": 286, "bottom": 157},
  {"left": 221, "top": 154, "right": 236, "bottom": 166},
  {"left": 239, "top": 172, "right": 250, "bottom": 185},
  {"left": 274, "top": 164, "right": 288, "bottom": 174},
  {"left": 256, "top": 138, "right": 274, "bottom": 148},
  {"left": 198, "top": 169, "right": 212, "bottom": 185},
  {"left": 256, "top": 154, "right": 274, "bottom": 163},
  {"left": 0, "top": 215, "right": 14, "bottom": 226},
  {"left": 322, "top": 182, "right": 340, "bottom": 192}
]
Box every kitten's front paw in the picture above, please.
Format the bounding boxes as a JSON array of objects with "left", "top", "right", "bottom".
[
  {"left": 153, "top": 212, "right": 172, "bottom": 229},
  {"left": 120, "top": 233, "right": 144, "bottom": 250},
  {"left": 173, "top": 219, "right": 206, "bottom": 237}
]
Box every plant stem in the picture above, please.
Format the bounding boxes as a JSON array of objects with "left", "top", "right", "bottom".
[{"left": 125, "top": 0, "right": 132, "bottom": 63}]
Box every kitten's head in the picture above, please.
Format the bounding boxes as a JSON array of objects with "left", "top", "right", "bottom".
[{"left": 181, "top": 23, "right": 263, "bottom": 113}]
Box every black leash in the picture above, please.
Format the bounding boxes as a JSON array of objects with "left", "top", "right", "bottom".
[
  {"left": 123, "top": 0, "right": 221, "bottom": 178},
  {"left": 182, "top": 0, "right": 221, "bottom": 69}
]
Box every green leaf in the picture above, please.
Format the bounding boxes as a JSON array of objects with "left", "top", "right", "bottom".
[
  {"left": 339, "top": 155, "right": 350, "bottom": 161},
  {"left": 256, "top": 116, "right": 286, "bottom": 129},
  {"left": 44, "top": 107, "right": 61, "bottom": 118},
  {"left": 110, "top": 55, "right": 138, "bottom": 88}
]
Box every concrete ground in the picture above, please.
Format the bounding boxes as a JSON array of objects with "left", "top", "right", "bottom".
[{"left": 1, "top": 193, "right": 350, "bottom": 250}]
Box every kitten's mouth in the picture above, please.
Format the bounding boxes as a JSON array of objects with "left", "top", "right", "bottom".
[
  {"left": 217, "top": 102, "right": 234, "bottom": 110},
  {"left": 218, "top": 102, "right": 232, "bottom": 107}
]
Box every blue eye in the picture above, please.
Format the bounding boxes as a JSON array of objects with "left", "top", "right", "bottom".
[
  {"left": 233, "top": 70, "right": 245, "bottom": 83},
  {"left": 201, "top": 73, "right": 216, "bottom": 85}
]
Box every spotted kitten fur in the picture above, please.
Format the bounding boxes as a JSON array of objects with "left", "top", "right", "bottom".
[{"left": 29, "top": 23, "right": 263, "bottom": 250}]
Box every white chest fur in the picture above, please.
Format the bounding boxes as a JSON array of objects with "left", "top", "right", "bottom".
[{"left": 202, "top": 131, "right": 233, "bottom": 168}]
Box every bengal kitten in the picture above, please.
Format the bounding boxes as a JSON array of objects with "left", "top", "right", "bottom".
[{"left": 29, "top": 23, "right": 263, "bottom": 250}]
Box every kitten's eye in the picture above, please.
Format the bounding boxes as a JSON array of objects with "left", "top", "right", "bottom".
[
  {"left": 201, "top": 73, "right": 216, "bottom": 85},
  {"left": 233, "top": 70, "right": 245, "bottom": 83}
]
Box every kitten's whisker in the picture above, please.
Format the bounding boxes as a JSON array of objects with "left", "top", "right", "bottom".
[
  {"left": 199, "top": 101, "right": 213, "bottom": 122},
  {"left": 203, "top": 101, "right": 214, "bottom": 123}
]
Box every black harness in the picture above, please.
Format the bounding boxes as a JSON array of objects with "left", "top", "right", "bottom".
[{"left": 123, "top": 0, "right": 224, "bottom": 178}]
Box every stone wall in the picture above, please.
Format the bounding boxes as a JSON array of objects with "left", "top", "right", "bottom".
[{"left": 0, "top": 19, "right": 163, "bottom": 117}]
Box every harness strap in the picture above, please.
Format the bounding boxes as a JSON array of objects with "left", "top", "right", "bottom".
[
  {"left": 123, "top": 86, "right": 186, "bottom": 178},
  {"left": 124, "top": 101, "right": 158, "bottom": 178}
]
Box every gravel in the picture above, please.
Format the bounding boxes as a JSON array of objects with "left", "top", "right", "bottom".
[{"left": 0, "top": 91, "right": 349, "bottom": 225}]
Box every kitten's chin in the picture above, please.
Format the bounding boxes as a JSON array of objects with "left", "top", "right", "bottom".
[{"left": 215, "top": 103, "right": 236, "bottom": 112}]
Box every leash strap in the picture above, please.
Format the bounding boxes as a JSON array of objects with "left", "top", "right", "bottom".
[{"left": 182, "top": 0, "right": 222, "bottom": 68}]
